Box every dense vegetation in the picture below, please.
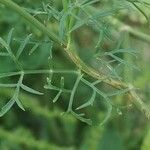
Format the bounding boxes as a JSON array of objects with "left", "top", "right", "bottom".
[{"left": 0, "top": 0, "right": 150, "bottom": 149}]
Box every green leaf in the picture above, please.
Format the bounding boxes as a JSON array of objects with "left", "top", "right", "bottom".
[
  {"left": 0, "top": 37, "right": 10, "bottom": 53},
  {"left": 67, "top": 74, "right": 83, "bottom": 112},
  {"left": 0, "top": 37, "right": 15, "bottom": 59},
  {"left": 69, "top": 19, "right": 86, "bottom": 32},
  {"left": 53, "top": 90, "right": 62, "bottom": 103},
  {"left": 7, "top": 28, "right": 14, "bottom": 45},
  {"left": 128, "top": 1, "right": 150, "bottom": 24},
  {"left": 0, "top": 98, "right": 15, "bottom": 117},
  {"left": 71, "top": 111, "right": 92, "bottom": 125},
  {"left": 46, "top": 77, "right": 52, "bottom": 85},
  {"left": 29, "top": 43, "right": 40, "bottom": 55},
  {"left": 108, "top": 88, "right": 131, "bottom": 97},
  {"left": 21, "top": 84, "right": 43, "bottom": 95},
  {"left": 15, "top": 98, "right": 25, "bottom": 111},
  {"left": 16, "top": 34, "right": 32, "bottom": 59},
  {"left": 81, "top": 0, "right": 100, "bottom": 7},
  {"left": 70, "top": 6, "right": 125, "bottom": 32},
  {"left": 97, "top": 59, "right": 121, "bottom": 80},
  {"left": 48, "top": 41, "right": 53, "bottom": 59},
  {"left": 95, "top": 30, "right": 104, "bottom": 49},
  {"left": 44, "top": 84, "right": 59, "bottom": 90},
  {"left": 0, "top": 72, "right": 20, "bottom": 79},
  {"left": 60, "top": 77, "right": 64, "bottom": 88},
  {"left": 44, "top": 75, "right": 71, "bottom": 93},
  {"left": 100, "top": 98, "right": 112, "bottom": 126},
  {"left": 76, "top": 90, "right": 96, "bottom": 110},
  {"left": 0, "top": 83, "right": 17, "bottom": 88},
  {"left": 92, "top": 7, "right": 125, "bottom": 20},
  {"left": 59, "top": 12, "right": 69, "bottom": 40},
  {"left": 110, "top": 48, "right": 138, "bottom": 56},
  {"left": 108, "top": 53, "right": 139, "bottom": 70}
]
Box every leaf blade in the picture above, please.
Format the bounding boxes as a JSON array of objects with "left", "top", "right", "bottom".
[
  {"left": 16, "top": 34, "right": 32, "bottom": 59},
  {"left": 21, "top": 84, "right": 43, "bottom": 95}
]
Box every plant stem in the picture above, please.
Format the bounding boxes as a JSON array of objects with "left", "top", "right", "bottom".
[
  {"left": 0, "top": 0, "right": 149, "bottom": 119},
  {"left": 0, "top": 0, "right": 61, "bottom": 44}
]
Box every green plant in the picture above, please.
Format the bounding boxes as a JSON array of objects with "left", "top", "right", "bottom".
[{"left": 0, "top": 0, "right": 150, "bottom": 126}]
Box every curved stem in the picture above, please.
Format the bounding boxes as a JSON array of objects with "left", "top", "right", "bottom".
[{"left": 0, "top": 0, "right": 149, "bottom": 118}]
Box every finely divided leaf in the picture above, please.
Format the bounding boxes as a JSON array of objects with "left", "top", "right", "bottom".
[
  {"left": 108, "top": 53, "right": 139, "bottom": 70},
  {"left": 0, "top": 37, "right": 10, "bottom": 53},
  {"left": 108, "top": 88, "right": 131, "bottom": 97},
  {"left": 29, "top": 43, "right": 40, "bottom": 55},
  {"left": 71, "top": 111, "right": 92, "bottom": 125},
  {"left": 60, "top": 77, "right": 64, "bottom": 88},
  {"left": 81, "top": 0, "right": 100, "bottom": 7},
  {"left": 16, "top": 34, "right": 32, "bottom": 59},
  {"left": 7, "top": 28, "right": 14, "bottom": 45},
  {"left": 0, "top": 83, "right": 17, "bottom": 88},
  {"left": 0, "top": 72, "right": 20, "bottom": 79},
  {"left": 76, "top": 90, "right": 96, "bottom": 110},
  {"left": 0, "top": 99, "right": 15, "bottom": 117},
  {"left": 59, "top": 12, "right": 69, "bottom": 40},
  {"left": 100, "top": 99, "right": 112, "bottom": 126},
  {"left": 15, "top": 98, "right": 25, "bottom": 111},
  {"left": 110, "top": 48, "right": 137, "bottom": 56},
  {"left": 21, "top": 84, "right": 43, "bottom": 95}
]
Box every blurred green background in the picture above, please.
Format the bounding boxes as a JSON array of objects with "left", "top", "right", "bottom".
[{"left": 0, "top": 0, "right": 150, "bottom": 150}]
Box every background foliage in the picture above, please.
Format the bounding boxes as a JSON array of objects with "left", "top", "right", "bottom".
[{"left": 0, "top": 0, "right": 150, "bottom": 149}]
